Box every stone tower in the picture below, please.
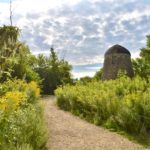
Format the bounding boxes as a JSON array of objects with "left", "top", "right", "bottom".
[{"left": 102, "top": 44, "right": 134, "bottom": 80}]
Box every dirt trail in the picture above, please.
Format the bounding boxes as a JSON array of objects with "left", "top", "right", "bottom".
[{"left": 43, "top": 96, "right": 147, "bottom": 150}]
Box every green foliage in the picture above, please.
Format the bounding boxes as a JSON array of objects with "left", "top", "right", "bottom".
[
  {"left": 0, "top": 80, "right": 40, "bottom": 104},
  {"left": 76, "top": 68, "right": 103, "bottom": 85},
  {"left": 79, "top": 76, "right": 92, "bottom": 85},
  {"left": 133, "top": 35, "right": 150, "bottom": 80},
  {"left": 0, "top": 25, "right": 19, "bottom": 46},
  {"left": 0, "top": 26, "right": 20, "bottom": 81},
  {"left": 11, "top": 43, "right": 40, "bottom": 83},
  {"left": 0, "top": 25, "right": 48, "bottom": 150},
  {"left": 0, "top": 80, "right": 47, "bottom": 149},
  {"left": 0, "top": 39, "right": 17, "bottom": 81},
  {"left": 36, "top": 48, "right": 72, "bottom": 94},
  {"left": 140, "top": 35, "right": 150, "bottom": 61},
  {"left": 93, "top": 68, "right": 103, "bottom": 81},
  {"left": 0, "top": 104, "right": 47, "bottom": 150},
  {"left": 132, "top": 58, "right": 150, "bottom": 80},
  {"left": 55, "top": 76, "right": 150, "bottom": 145},
  {"left": 0, "top": 25, "right": 40, "bottom": 83}
]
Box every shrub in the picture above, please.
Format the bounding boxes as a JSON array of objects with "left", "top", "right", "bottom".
[
  {"left": 0, "top": 79, "right": 40, "bottom": 106},
  {"left": 0, "top": 103, "right": 47, "bottom": 150},
  {"left": 0, "top": 80, "right": 47, "bottom": 149}
]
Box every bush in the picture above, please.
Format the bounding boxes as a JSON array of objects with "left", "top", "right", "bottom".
[
  {"left": 55, "top": 76, "right": 150, "bottom": 141},
  {"left": 0, "top": 79, "right": 40, "bottom": 106},
  {"left": 0, "top": 103, "right": 47, "bottom": 150},
  {"left": 0, "top": 80, "right": 47, "bottom": 149}
]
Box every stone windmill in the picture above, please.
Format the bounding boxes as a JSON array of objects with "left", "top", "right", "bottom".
[{"left": 102, "top": 44, "right": 134, "bottom": 80}]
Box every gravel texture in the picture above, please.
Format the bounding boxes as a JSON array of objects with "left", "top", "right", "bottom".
[{"left": 43, "top": 96, "right": 147, "bottom": 150}]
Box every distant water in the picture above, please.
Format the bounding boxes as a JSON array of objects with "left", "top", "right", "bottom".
[{"left": 72, "top": 63, "right": 103, "bottom": 79}]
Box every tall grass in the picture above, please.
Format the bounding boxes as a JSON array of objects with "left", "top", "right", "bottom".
[{"left": 55, "top": 76, "right": 150, "bottom": 146}]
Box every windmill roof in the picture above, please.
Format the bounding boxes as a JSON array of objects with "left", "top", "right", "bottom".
[{"left": 105, "top": 44, "right": 131, "bottom": 55}]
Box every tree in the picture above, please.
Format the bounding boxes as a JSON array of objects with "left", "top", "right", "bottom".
[
  {"left": 93, "top": 68, "right": 103, "bottom": 81},
  {"left": 79, "top": 76, "right": 92, "bottom": 84},
  {"left": 132, "top": 35, "right": 150, "bottom": 80},
  {"left": 0, "top": 25, "right": 40, "bottom": 83},
  {"left": 140, "top": 35, "right": 150, "bottom": 62},
  {"left": 11, "top": 43, "right": 40, "bottom": 82},
  {"left": 0, "top": 26, "right": 19, "bottom": 81},
  {"left": 36, "top": 48, "right": 72, "bottom": 94}
]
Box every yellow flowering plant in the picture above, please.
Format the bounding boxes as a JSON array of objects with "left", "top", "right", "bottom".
[
  {"left": 4, "top": 91, "right": 26, "bottom": 110},
  {"left": 0, "top": 97, "right": 6, "bottom": 111},
  {"left": 0, "top": 80, "right": 40, "bottom": 112},
  {"left": 28, "top": 81, "right": 40, "bottom": 98}
]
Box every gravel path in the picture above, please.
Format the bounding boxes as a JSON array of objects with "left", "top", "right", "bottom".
[{"left": 43, "top": 96, "right": 147, "bottom": 150}]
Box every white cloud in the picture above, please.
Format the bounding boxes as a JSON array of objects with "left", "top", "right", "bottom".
[
  {"left": 0, "top": 0, "right": 150, "bottom": 67},
  {"left": 13, "top": 0, "right": 83, "bottom": 15},
  {"left": 71, "top": 71, "right": 96, "bottom": 79},
  {"left": 131, "top": 51, "right": 140, "bottom": 59},
  {"left": 0, "top": 3, "right": 10, "bottom": 24},
  {"left": 120, "top": 10, "right": 150, "bottom": 22}
]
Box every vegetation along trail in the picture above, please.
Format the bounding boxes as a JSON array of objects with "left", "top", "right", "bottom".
[{"left": 43, "top": 96, "right": 147, "bottom": 150}]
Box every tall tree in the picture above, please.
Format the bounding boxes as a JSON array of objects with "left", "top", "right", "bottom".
[
  {"left": 36, "top": 48, "right": 72, "bottom": 94},
  {"left": 132, "top": 35, "right": 150, "bottom": 80},
  {"left": 140, "top": 35, "right": 150, "bottom": 62}
]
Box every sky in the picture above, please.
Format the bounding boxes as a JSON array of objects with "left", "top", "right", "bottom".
[{"left": 0, "top": 0, "right": 150, "bottom": 78}]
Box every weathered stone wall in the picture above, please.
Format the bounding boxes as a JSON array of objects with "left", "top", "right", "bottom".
[{"left": 102, "top": 53, "right": 134, "bottom": 80}]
